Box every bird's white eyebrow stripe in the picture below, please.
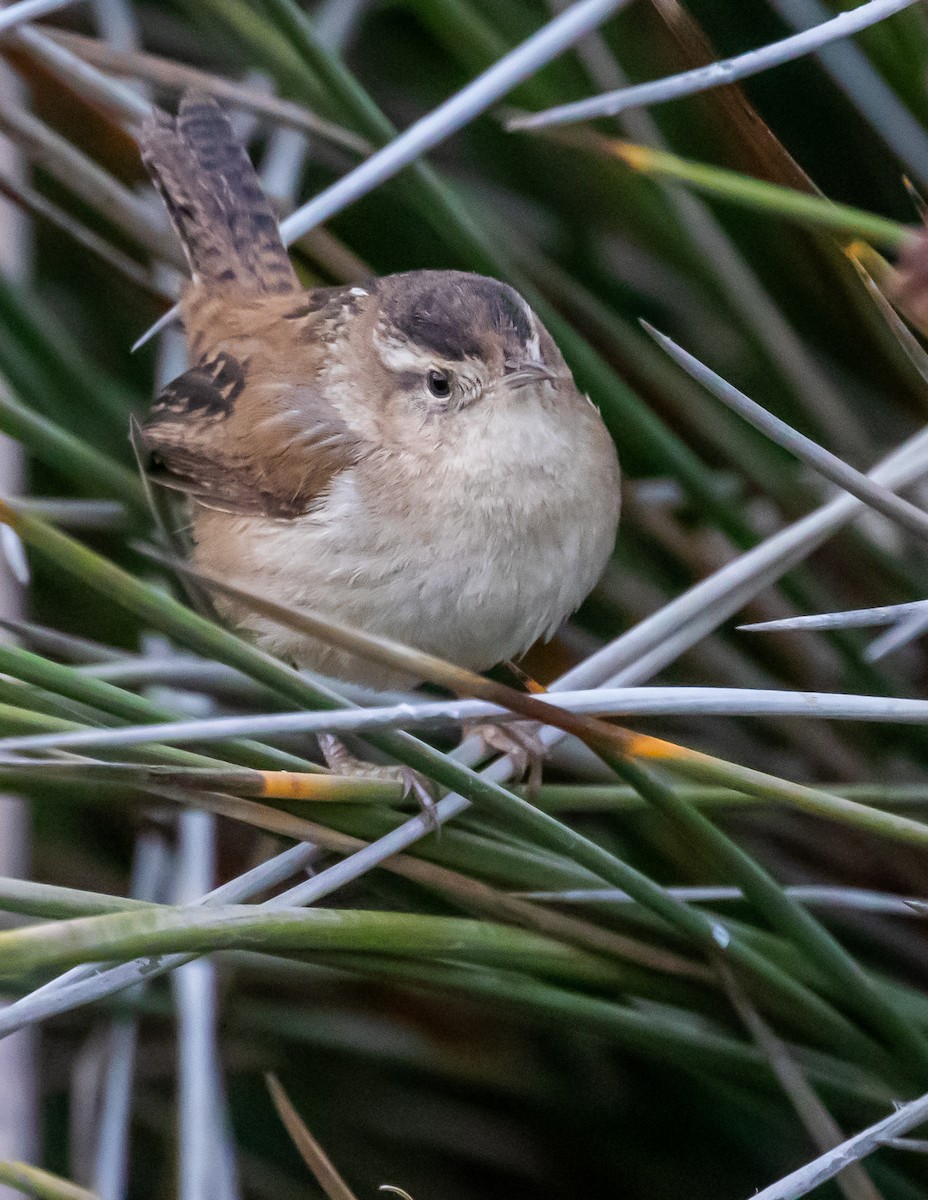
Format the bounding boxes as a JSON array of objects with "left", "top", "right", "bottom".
[
  {"left": 525, "top": 305, "right": 542, "bottom": 361},
  {"left": 372, "top": 327, "right": 443, "bottom": 373}
]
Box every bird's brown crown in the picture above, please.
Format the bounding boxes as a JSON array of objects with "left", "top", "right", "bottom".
[{"left": 375, "top": 270, "right": 536, "bottom": 363}]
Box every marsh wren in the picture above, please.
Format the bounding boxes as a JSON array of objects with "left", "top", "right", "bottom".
[{"left": 140, "top": 94, "right": 620, "bottom": 746}]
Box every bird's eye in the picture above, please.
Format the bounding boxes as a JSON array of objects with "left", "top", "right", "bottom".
[{"left": 426, "top": 369, "right": 452, "bottom": 399}]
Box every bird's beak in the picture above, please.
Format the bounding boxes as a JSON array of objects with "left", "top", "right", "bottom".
[{"left": 502, "top": 360, "right": 559, "bottom": 390}]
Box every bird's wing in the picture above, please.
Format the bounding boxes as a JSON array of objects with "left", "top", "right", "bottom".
[{"left": 140, "top": 349, "right": 362, "bottom": 518}]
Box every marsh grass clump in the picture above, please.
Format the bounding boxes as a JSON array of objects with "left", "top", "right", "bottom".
[{"left": 4, "top": 2, "right": 928, "bottom": 1198}]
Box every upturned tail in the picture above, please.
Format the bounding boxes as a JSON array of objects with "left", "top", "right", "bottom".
[{"left": 141, "top": 91, "right": 298, "bottom": 296}]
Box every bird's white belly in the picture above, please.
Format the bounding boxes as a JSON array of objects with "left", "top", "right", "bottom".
[{"left": 193, "top": 461, "right": 617, "bottom": 690}]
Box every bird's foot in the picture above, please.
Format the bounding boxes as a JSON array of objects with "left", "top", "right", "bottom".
[
  {"left": 318, "top": 734, "right": 438, "bottom": 827},
  {"left": 467, "top": 720, "right": 547, "bottom": 798}
]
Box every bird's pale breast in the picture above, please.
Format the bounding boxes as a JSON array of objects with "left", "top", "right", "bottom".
[{"left": 193, "top": 389, "right": 619, "bottom": 690}]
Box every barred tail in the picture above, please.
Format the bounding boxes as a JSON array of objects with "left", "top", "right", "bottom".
[{"left": 141, "top": 91, "right": 298, "bottom": 295}]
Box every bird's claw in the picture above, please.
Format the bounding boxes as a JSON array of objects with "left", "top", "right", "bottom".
[
  {"left": 318, "top": 734, "right": 439, "bottom": 829},
  {"left": 468, "top": 721, "right": 547, "bottom": 798},
  {"left": 398, "top": 766, "right": 439, "bottom": 829}
]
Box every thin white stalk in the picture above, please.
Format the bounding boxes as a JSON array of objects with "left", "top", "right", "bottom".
[
  {"left": 173, "top": 811, "right": 228, "bottom": 1200},
  {"left": 6, "top": 876, "right": 920, "bottom": 918},
  {"left": 767, "top": 0, "right": 928, "bottom": 187},
  {"left": 16, "top": 685, "right": 928, "bottom": 755},
  {"left": 740, "top": 602, "right": 928, "bottom": 632},
  {"left": 90, "top": 0, "right": 140, "bottom": 57},
  {"left": 260, "top": 125, "right": 310, "bottom": 208},
  {"left": 517, "top": 885, "right": 927, "bottom": 915},
  {"left": 739, "top": 598, "right": 928, "bottom": 659},
  {"left": 645, "top": 324, "right": 928, "bottom": 545},
  {"left": 0, "top": 0, "right": 80, "bottom": 33},
  {"left": 92, "top": 831, "right": 171, "bottom": 1200},
  {"left": 0, "top": 617, "right": 124, "bottom": 663},
  {"left": 866, "top": 605, "right": 928, "bottom": 660},
  {"left": 314, "top": 0, "right": 368, "bottom": 50},
  {"left": 751, "top": 1088, "right": 928, "bottom": 1200},
  {"left": 82, "top": 659, "right": 276, "bottom": 703},
  {"left": 508, "top": 0, "right": 922, "bottom": 129},
  {"left": 78, "top": 656, "right": 411, "bottom": 707},
  {"left": 8, "top": 499, "right": 126, "bottom": 529}
]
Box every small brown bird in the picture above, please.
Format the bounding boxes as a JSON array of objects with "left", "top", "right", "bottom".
[{"left": 139, "top": 94, "right": 620, "bottom": 762}]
